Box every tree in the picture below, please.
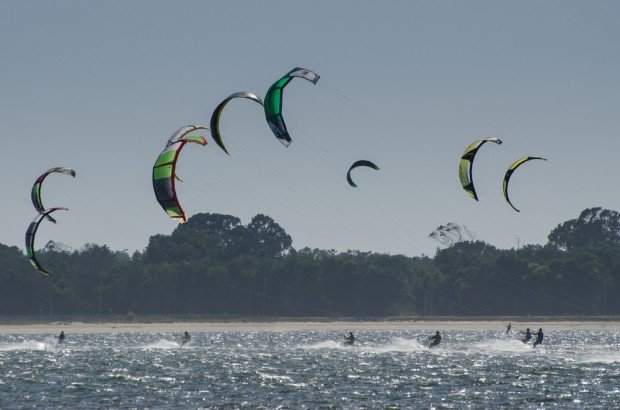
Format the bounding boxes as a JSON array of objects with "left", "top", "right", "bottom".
[
  {"left": 548, "top": 207, "right": 620, "bottom": 250},
  {"left": 429, "top": 223, "right": 476, "bottom": 247},
  {"left": 3, "top": 209, "right": 620, "bottom": 317},
  {"left": 246, "top": 214, "right": 292, "bottom": 257}
]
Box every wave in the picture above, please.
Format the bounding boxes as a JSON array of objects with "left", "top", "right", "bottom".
[
  {"left": 578, "top": 350, "right": 620, "bottom": 364},
  {"left": 580, "top": 355, "right": 620, "bottom": 364}
]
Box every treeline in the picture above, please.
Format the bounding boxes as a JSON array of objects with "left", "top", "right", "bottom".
[{"left": 1, "top": 208, "right": 619, "bottom": 317}]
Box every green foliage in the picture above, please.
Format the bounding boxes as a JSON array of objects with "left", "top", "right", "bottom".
[
  {"left": 2, "top": 210, "right": 620, "bottom": 317},
  {"left": 549, "top": 207, "right": 620, "bottom": 250}
]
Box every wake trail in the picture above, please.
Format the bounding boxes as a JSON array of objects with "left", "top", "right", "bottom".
[
  {"left": 136, "top": 339, "right": 181, "bottom": 350},
  {"left": 297, "top": 338, "right": 428, "bottom": 353},
  {"left": 0, "top": 340, "right": 49, "bottom": 351}
]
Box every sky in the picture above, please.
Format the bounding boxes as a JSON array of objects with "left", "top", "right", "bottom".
[{"left": 1, "top": 1, "right": 619, "bottom": 257}]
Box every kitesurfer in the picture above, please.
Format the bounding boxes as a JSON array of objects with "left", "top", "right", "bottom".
[
  {"left": 55, "top": 331, "right": 65, "bottom": 344},
  {"left": 506, "top": 323, "right": 512, "bottom": 334},
  {"left": 532, "top": 328, "right": 544, "bottom": 348},
  {"left": 180, "top": 331, "right": 191, "bottom": 346},
  {"left": 520, "top": 328, "right": 532, "bottom": 344},
  {"left": 429, "top": 331, "right": 441, "bottom": 348},
  {"left": 344, "top": 332, "right": 355, "bottom": 346}
]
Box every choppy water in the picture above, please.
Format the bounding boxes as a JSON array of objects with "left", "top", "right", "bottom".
[{"left": 0, "top": 329, "right": 619, "bottom": 407}]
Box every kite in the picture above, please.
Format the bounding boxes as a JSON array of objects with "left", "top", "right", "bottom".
[
  {"left": 459, "top": 137, "right": 502, "bottom": 201},
  {"left": 25, "top": 207, "right": 67, "bottom": 276},
  {"left": 503, "top": 156, "right": 547, "bottom": 212},
  {"left": 347, "top": 160, "right": 380, "bottom": 187},
  {"left": 31, "top": 167, "right": 76, "bottom": 223},
  {"left": 210, "top": 92, "right": 263, "bottom": 155},
  {"left": 153, "top": 129, "right": 207, "bottom": 223},
  {"left": 264, "top": 67, "right": 320, "bottom": 147}
]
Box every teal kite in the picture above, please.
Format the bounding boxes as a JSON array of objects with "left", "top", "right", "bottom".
[{"left": 264, "top": 67, "right": 319, "bottom": 146}]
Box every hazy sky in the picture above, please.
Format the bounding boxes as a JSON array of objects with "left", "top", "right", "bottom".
[{"left": 1, "top": 1, "right": 619, "bottom": 256}]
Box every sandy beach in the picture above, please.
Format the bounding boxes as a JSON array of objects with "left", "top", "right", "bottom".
[{"left": 0, "top": 319, "right": 618, "bottom": 334}]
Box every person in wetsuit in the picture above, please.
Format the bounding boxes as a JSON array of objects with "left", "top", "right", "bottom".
[
  {"left": 429, "top": 331, "right": 441, "bottom": 348},
  {"left": 520, "top": 328, "right": 532, "bottom": 344},
  {"left": 344, "top": 332, "right": 355, "bottom": 346},
  {"left": 532, "top": 328, "right": 544, "bottom": 348},
  {"left": 55, "top": 331, "right": 65, "bottom": 344},
  {"left": 180, "top": 331, "right": 191, "bottom": 346},
  {"left": 506, "top": 323, "right": 512, "bottom": 334}
]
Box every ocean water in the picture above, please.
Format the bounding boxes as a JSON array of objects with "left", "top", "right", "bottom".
[{"left": 0, "top": 328, "right": 619, "bottom": 407}]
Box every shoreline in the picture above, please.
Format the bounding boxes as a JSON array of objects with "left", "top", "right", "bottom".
[{"left": 0, "top": 316, "right": 619, "bottom": 334}]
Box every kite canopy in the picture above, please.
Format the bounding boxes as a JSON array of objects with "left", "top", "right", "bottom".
[
  {"left": 503, "top": 156, "right": 547, "bottom": 212},
  {"left": 25, "top": 207, "right": 68, "bottom": 276},
  {"left": 31, "top": 167, "right": 76, "bottom": 223},
  {"left": 264, "top": 67, "right": 320, "bottom": 147},
  {"left": 167, "top": 125, "right": 209, "bottom": 147},
  {"left": 210, "top": 92, "right": 263, "bottom": 155},
  {"left": 458, "top": 137, "right": 502, "bottom": 201},
  {"left": 153, "top": 130, "right": 207, "bottom": 224},
  {"left": 347, "top": 160, "right": 380, "bottom": 188}
]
